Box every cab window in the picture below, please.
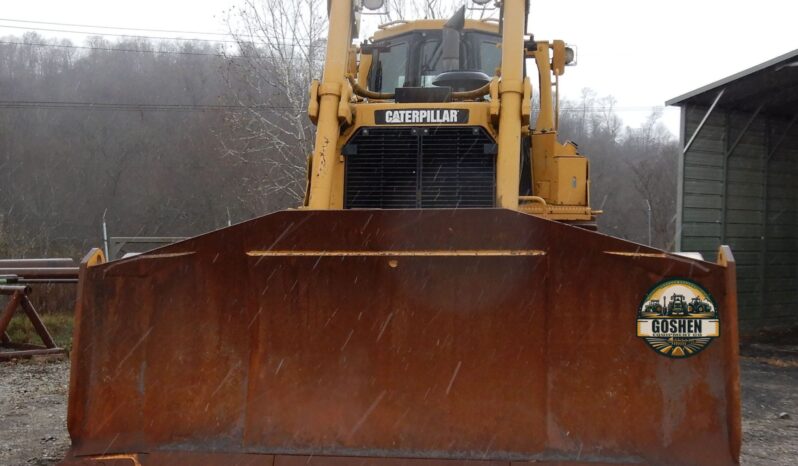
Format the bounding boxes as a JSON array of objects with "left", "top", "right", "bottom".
[
  {"left": 370, "top": 42, "right": 408, "bottom": 93},
  {"left": 479, "top": 40, "right": 500, "bottom": 76},
  {"left": 419, "top": 39, "right": 444, "bottom": 87}
]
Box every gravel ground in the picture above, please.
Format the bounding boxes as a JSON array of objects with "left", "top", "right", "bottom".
[
  {"left": 0, "top": 356, "right": 70, "bottom": 466},
  {"left": 0, "top": 351, "right": 796, "bottom": 465},
  {"left": 740, "top": 345, "right": 798, "bottom": 464}
]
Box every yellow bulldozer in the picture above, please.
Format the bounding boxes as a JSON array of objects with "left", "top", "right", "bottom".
[{"left": 61, "top": 1, "right": 742, "bottom": 465}]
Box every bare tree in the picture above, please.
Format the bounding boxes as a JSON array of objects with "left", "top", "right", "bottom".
[
  {"left": 558, "top": 92, "right": 678, "bottom": 247},
  {"left": 386, "top": 0, "right": 457, "bottom": 20},
  {"left": 625, "top": 111, "right": 679, "bottom": 249},
  {"left": 222, "top": 0, "right": 327, "bottom": 209},
  {"left": 385, "top": 0, "right": 492, "bottom": 21}
]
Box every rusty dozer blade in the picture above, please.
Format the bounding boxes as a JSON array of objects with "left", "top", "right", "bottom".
[{"left": 62, "top": 209, "right": 741, "bottom": 466}]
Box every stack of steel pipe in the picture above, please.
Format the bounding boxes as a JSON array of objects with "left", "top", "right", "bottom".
[
  {"left": 0, "top": 283, "right": 32, "bottom": 295},
  {"left": 0, "top": 258, "right": 79, "bottom": 283}
]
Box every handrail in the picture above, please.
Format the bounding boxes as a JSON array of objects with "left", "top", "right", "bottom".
[
  {"left": 519, "top": 196, "right": 548, "bottom": 207},
  {"left": 377, "top": 20, "right": 409, "bottom": 30}
]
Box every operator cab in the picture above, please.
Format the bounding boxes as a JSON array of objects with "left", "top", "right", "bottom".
[
  {"left": 367, "top": 30, "right": 500, "bottom": 93},
  {"left": 365, "top": 8, "right": 501, "bottom": 98}
]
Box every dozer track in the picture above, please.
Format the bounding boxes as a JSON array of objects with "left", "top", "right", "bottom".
[{"left": 62, "top": 209, "right": 740, "bottom": 466}]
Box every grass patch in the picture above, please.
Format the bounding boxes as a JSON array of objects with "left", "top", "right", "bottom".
[{"left": 5, "top": 313, "right": 74, "bottom": 351}]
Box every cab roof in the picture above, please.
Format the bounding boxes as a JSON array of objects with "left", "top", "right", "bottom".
[{"left": 372, "top": 18, "right": 500, "bottom": 41}]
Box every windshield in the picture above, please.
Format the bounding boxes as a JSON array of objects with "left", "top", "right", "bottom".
[
  {"left": 479, "top": 38, "right": 501, "bottom": 76},
  {"left": 368, "top": 30, "right": 501, "bottom": 93},
  {"left": 419, "top": 38, "right": 444, "bottom": 87}
]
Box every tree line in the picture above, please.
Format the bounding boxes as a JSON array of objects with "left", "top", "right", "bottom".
[{"left": 0, "top": 32, "right": 285, "bottom": 258}]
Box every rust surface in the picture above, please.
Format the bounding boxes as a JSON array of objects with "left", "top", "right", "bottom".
[
  {"left": 62, "top": 209, "right": 741, "bottom": 466},
  {"left": 59, "top": 452, "right": 638, "bottom": 466}
]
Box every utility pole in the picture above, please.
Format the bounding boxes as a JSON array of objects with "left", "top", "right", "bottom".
[
  {"left": 102, "top": 209, "right": 110, "bottom": 259},
  {"left": 645, "top": 199, "right": 652, "bottom": 246}
]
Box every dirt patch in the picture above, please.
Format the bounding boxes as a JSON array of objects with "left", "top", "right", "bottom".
[
  {"left": 0, "top": 353, "right": 796, "bottom": 465},
  {"left": 0, "top": 357, "right": 70, "bottom": 466}
]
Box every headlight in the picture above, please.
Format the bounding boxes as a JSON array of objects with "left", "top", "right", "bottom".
[{"left": 363, "top": 0, "right": 385, "bottom": 10}]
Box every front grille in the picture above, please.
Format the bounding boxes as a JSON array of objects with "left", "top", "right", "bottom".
[{"left": 343, "top": 126, "right": 496, "bottom": 209}]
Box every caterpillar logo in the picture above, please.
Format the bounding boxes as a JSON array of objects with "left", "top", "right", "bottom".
[
  {"left": 375, "top": 109, "right": 468, "bottom": 125},
  {"left": 636, "top": 278, "right": 719, "bottom": 358}
]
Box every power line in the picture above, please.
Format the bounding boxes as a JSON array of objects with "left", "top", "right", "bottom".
[
  {"left": 0, "top": 100, "right": 296, "bottom": 112},
  {"left": 0, "top": 24, "right": 313, "bottom": 49},
  {"left": 0, "top": 40, "right": 230, "bottom": 58},
  {"left": 560, "top": 106, "right": 665, "bottom": 112},
  {"left": 0, "top": 106, "right": 284, "bottom": 113},
  {"left": 0, "top": 17, "right": 318, "bottom": 46},
  {"left": 0, "top": 23, "right": 241, "bottom": 44},
  {"left": 0, "top": 17, "right": 236, "bottom": 38},
  {"left": 0, "top": 38, "right": 317, "bottom": 58}
]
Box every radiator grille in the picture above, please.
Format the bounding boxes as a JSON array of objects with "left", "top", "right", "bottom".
[{"left": 344, "top": 126, "right": 496, "bottom": 209}]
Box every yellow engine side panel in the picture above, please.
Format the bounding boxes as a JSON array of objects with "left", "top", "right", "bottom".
[{"left": 551, "top": 156, "right": 587, "bottom": 206}]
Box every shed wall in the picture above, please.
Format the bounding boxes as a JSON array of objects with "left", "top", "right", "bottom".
[{"left": 680, "top": 105, "right": 798, "bottom": 331}]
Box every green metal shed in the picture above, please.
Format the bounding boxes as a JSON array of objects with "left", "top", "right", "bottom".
[{"left": 667, "top": 49, "right": 798, "bottom": 333}]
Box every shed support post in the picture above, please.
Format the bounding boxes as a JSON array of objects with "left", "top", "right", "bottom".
[
  {"left": 760, "top": 117, "right": 770, "bottom": 320},
  {"left": 683, "top": 89, "right": 725, "bottom": 154},
  {"left": 676, "top": 105, "right": 686, "bottom": 251}
]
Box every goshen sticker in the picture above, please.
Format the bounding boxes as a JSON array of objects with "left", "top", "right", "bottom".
[{"left": 637, "top": 278, "right": 719, "bottom": 358}]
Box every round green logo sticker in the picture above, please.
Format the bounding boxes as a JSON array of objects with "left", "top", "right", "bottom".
[{"left": 637, "top": 278, "right": 719, "bottom": 358}]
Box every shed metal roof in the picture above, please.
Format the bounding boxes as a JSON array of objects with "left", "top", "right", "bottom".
[{"left": 666, "top": 49, "right": 798, "bottom": 118}]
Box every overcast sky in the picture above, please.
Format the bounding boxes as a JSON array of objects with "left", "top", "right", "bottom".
[{"left": 1, "top": 0, "right": 795, "bottom": 136}]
